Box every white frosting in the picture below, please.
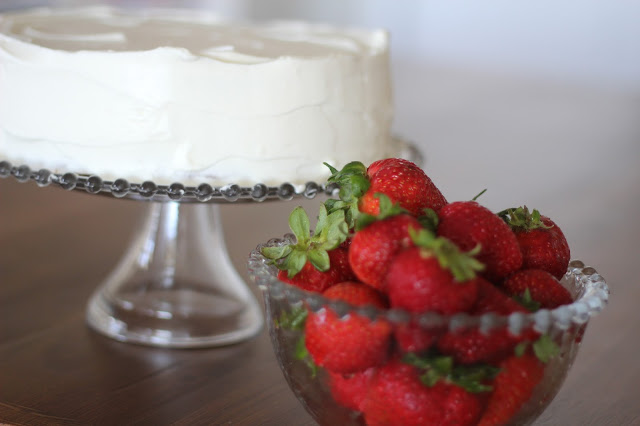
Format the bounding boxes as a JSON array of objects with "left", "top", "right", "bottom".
[{"left": 0, "top": 6, "right": 397, "bottom": 185}]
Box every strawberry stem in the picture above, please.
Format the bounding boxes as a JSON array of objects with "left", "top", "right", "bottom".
[
  {"left": 498, "top": 206, "right": 552, "bottom": 231},
  {"left": 261, "top": 204, "right": 348, "bottom": 277},
  {"left": 409, "top": 227, "right": 485, "bottom": 282},
  {"left": 472, "top": 188, "right": 487, "bottom": 201},
  {"left": 403, "top": 352, "right": 499, "bottom": 393}
]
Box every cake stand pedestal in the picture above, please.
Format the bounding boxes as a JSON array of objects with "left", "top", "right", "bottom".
[{"left": 0, "top": 161, "right": 332, "bottom": 348}]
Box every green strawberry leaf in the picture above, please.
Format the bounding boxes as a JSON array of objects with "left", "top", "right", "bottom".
[
  {"left": 324, "top": 161, "right": 371, "bottom": 230},
  {"left": 325, "top": 161, "right": 370, "bottom": 202},
  {"left": 314, "top": 203, "right": 329, "bottom": 238},
  {"left": 325, "top": 198, "right": 359, "bottom": 230},
  {"left": 324, "top": 162, "right": 339, "bottom": 175},
  {"left": 514, "top": 288, "right": 542, "bottom": 312},
  {"left": 418, "top": 208, "right": 439, "bottom": 233},
  {"left": 409, "top": 227, "right": 485, "bottom": 282},
  {"left": 533, "top": 334, "right": 560, "bottom": 364},
  {"left": 514, "top": 341, "right": 529, "bottom": 358},
  {"left": 354, "top": 193, "right": 408, "bottom": 231},
  {"left": 267, "top": 203, "right": 349, "bottom": 278},
  {"left": 283, "top": 250, "right": 308, "bottom": 278},
  {"left": 289, "top": 206, "right": 311, "bottom": 246},
  {"left": 376, "top": 193, "right": 407, "bottom": 219},
  {"left": 275, "top": 306, "right": 308, "bottom": 331},
  {"left": 261, "top": 245, "right": 293, "bottom": 260},
  {"left": 307, "top": 248, "right": 330, "bottom": 272},
  {"left": 355, "top": 212, "right": 376, "bottom": 231},
  {"left": 317, "top": 209, "right": 349, "bottom": 250},
  {"left": 295, "top": 334, "right": 318, "bottom": 378},
  {"left": 514, "top": 334, "right": 560, "bottom": 364},
  {"left": 451, "top": 364, "right": 500, "bottom": 393},
  {"left": 498, "top": 206, "right": 552, "bottom": 231},
  {"left": 403, "top": 352, "right": 497, "bottom": 393}
]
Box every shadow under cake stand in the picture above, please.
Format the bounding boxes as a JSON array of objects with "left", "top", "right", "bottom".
[{"left": 0, "top": 160, "right": 334, "bottom": 348}]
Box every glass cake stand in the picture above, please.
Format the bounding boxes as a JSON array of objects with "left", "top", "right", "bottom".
[
  {"left": 0, "top": 143, "right": 422, "bottom": 348},
  {"left": 0, "top": 160, "right": 336, "bottom": 348}
]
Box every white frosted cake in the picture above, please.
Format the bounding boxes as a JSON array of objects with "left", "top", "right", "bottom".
[{"left": 0, "top": 6, "right": 400, "bottom": 186}]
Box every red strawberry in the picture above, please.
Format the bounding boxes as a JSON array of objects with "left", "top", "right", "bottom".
[
  {"left": 363, "top": 359, "right": 483, "bottom": 426},
  {"left": 360, "top": 159, "right": 448, "bottom": 217},
  {"left": 305, "top": 282, "right": 392, "bottom": 374},
  {"left": 328, "top": 367, "right": 376, "bottom": 412},
  {"left": 472, "top": 277, "right": 528, "bottom": 315},
  {"left": 276, "top": 246, "right": 353, "bottom": 293},
  {"left": 437, "top": 279, "right": 538, "bottom": 364},
  {"left": 386, "top": 228, "right": 482, "bottom": 314},
  {"left": 437, "top": 201, "right": 523, "bottom": 282},
  {"left": 394, "top": 321, "right": 442, "bottom": 354},
  {"left": 349, "top": 213, "right": 422, "bottom": 291},
  {"left": 500, "top": 206, "right": 571, "bottom": 280},
  {"left": 366, "top": 158, "right": 416, "bottom": 177},
  {"left": 477, "top": 354, "right": 545, "bottom": 426},
  {"left": 502, "top": 269, "right": 573, "bottom": 309}
]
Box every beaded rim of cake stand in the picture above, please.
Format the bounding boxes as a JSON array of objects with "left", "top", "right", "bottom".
[{"left": 0, "top": 160, "right": 337, "bottom": 202}]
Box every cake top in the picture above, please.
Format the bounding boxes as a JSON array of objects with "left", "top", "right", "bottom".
[{"left": 0, "top": 6, "right": 388, "bottom": 64}]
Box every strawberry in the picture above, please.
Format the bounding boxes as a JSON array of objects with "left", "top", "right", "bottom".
[
  {"left": 305, "top": 282, "right": 392, "bottom": 374},
  {"left": 262, "top": 204, "right": 350, "bottom": 293},
  {"left": 471, "top": 277, "right": 528, "bottom": 316},
  {"left": 386, "top": 228, "right": 482, "bottom": 314},
  {"left": 324, "top": 159, "right": 447, "bottom": 227},
  {"left": 437, "top": 279, "right": 538, "bottom": 364},
  {"left": 502, "top": 269, "right": 573, "bottom": 309},
  {"left": 360, "top": 158, "right": 448, "bottom": 217},
  {"left": 499, "top": 206, "right": 571, "bottom": 280},
  {"left": 349, "top": 212, "right": 423, "bottom": 291},
  {"left": 328, "top": 367, "right": 376, "bottom": 412},
  {"left": 366, "top": 158, "right": 416, "bottom": 177},
  {"left": 394, "top": 321, "right": 442, "bottom": 354},
  {"left": 477, "top": 353, "right": 545, "bottom": 426},
  {"left": 362, "top": 358, "right": 484, "bottom": 426},
  {"left": 437, "top": 201, "right": 523, "bottom": 282}
]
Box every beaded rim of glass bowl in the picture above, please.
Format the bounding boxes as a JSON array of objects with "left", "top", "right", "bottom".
[{"left": 248, "top": 234, "right": 610, "bottom": 337}]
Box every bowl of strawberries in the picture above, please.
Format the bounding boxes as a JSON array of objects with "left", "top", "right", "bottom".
[{"left": 248, "top": 159, "right": 609, "bottom": 426}]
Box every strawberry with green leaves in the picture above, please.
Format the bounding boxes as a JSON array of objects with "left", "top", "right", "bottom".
[
  {"left": 324, "top": 158, "right": 447, "bottom": 225},
  {"left": 499, "top": 206, "right": 571, "bottom": 280},
  {"left": 305, "top": 282, "right": 392, "bottom": 374},
  {"left": 386, "top": 228, "right": 483, "bottom": 314},
  {"left": 362, "top": 356, "right": 490, "bottom": 426},
  {"left": 437, "top": 201, "right": 523, "bottom": 282},
  {"left": 502, "top": 269, "right": 573, "bottom": 309},
  {"left": 359, "top": 158, "right": 448, "bottom": 217},
  {"left": 261, "top": 205, "right": 352, "bottom": 293}
]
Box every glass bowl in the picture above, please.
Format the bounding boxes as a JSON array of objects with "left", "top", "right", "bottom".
[{"left": 248, "top": 234, "right": 609, "bottom": 426}]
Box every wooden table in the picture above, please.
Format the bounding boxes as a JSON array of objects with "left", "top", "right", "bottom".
[{"left": 1, "top": 69, "right": 639, "bottom": 425}]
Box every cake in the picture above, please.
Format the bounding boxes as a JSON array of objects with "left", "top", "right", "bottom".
[{"left": 0, "top": 6, "right": 401, "bottom": 186}]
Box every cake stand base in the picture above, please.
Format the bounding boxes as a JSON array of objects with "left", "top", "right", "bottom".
[{"left": 86, "top": 201, "right": 263, "bottom": 348}]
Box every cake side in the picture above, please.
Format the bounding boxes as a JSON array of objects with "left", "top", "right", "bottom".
[{"left": 0, "top": 6, "right": 398, "bottom": 186}]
